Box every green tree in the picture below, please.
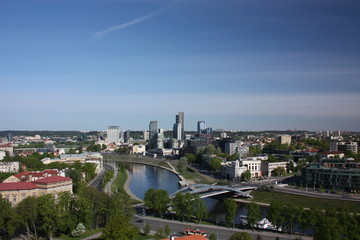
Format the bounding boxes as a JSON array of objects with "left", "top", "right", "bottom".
[
  {"left": 210, "top": 157, "right": 222, "bottom": 173},
  {"left": 267, "top": 201, "right": 285, "bottom": 231},
  {"left": 184, "top": 153, "right": 196, "bottom": 164},
  {"left": 102, "top": 215, "right": 138, "bottom": 240},
  {"left": 143, "top": 224, "right": 150, "bottom": 235},
  {"left": 249, "top": 145, "right": 262, "bottom": 157},
  {"left": 56, "top": 191, "right": 77, "bottom": 234},
  {"left": 15, "top": 196, "right": 39, "bottom": 239},
  {"left": 267, "top": 155, "right": 277, "bottom": 162},
  {"left": 66, "top": 168, "right": 83, "bottom": 193},
  {"left": 172, "top": 193, "right": 192, "bottom": 222},
  {"left": 38, "top": 194, "right": 59, "bottom": 240},
  {"left": 178, "top": 157, "right": 188, "bottom": 174},
  {"left": 228, "top": 153, "right": 239, "bottom": 161},
  {"left": 154, "top": 228, "right": 166, "bottom": 240},
  {"left": 246, "top": 202, "right": 261, "bottom": 229},
  {"left": 144, "top": 188, "right": 170, "bottom": 217},
  {"left": 192, "top": 194, "right": 208, "bottom": 223},
  {"left": 82, "top": 163, "right": 97, "bottom": 181},
  {"left": 204, "top": 144, "right": 216, "bottom": 155},
  {"left": 241, "top": 170, "right": 251, "bottom": 181},
  {"left": 272, "top": 167, "right": 286, "bottom": 177},
  {"left": 164, "top": 225, "right": 171, "bottom": 236},
  {"left": 282, "top": 204, "right": 300, "bottom": 236},
  {"left": 224, "top": 198, "right": 237, "bottom": 227},
  {"left": 209, "top": 234, "right": 217, "bottom": 240},
  {"left": 0, "top": 196, "right": 17, "bottom": 237},
  {"left": 229, "top": 232, "right": 252, "bottom": 240}
]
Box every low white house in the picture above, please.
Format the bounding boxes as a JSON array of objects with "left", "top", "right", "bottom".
[
  {"left": 221, "top": 160, "right": 248, "bottom": 180},
  {"left": 0, "top": 161, "right": 19, "bottom": 173}
]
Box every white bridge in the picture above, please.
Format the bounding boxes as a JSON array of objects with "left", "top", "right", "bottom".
[{"left": 169, "top": 184, "right": 257, "bottom": 199}]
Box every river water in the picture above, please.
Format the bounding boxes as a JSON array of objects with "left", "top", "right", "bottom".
[{"left": 127, "top": 163, "right": 265, "bottom": 224}]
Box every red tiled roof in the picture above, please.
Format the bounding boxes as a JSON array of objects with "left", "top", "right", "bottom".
[
  {"left": 0, "top": 182, "right": 37, "bottom": 191},
  {"left": 32, "top": 176, "right": 71, "bottom": 184},
  {"left": 14, "top": 170, "right": 59, "bottom": 181}
]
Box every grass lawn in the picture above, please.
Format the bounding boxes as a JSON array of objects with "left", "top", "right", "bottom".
[
  {"left": 57, "top": 228, "right": 102, "bottom": 240},
  {"left": 111, "top": 167, "right": 127, "bottom": 194},
  {"left": 180, "top": 166, "right": 215, "bottom": 184},
  {"left": 251, "top": 190, "right": 360, "bottom": 211},
  {"left": 134, "top": 234, "right": 155, "bottom": 240}
]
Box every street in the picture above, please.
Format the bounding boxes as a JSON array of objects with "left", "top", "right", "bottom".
[{"left": 131, "top": 215, "right": 312, "bottom": 240}]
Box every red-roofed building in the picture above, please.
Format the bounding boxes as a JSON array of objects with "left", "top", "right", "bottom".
[
  {"left": 0, "top": 176, "right": 72, "bottom": 205},
  {"left": 3, "top": 169, "right": 61, "bottom": 183}
]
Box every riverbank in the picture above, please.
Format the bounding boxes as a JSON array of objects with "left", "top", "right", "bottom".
[
  {"left": 104, "top": 154, "right": 215, "bottom": 186},
  {"left": 250, "top": 190, "right": 360, "bottom": 211},
  {"left": 124, "top": 169, "right": 143, "bottom": 202}
]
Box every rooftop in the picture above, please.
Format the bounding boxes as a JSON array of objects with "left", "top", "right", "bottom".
[{"left": 0, "top": 182, "right": 37, "bottom": 191}]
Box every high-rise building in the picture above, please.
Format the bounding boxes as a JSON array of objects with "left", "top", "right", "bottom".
[
  {"left": 149, "top": 121, "right": 158, "bottom": 149},
  {"left": 107, "top": 126, "right": 120, "bottom": 143},
  {"left": 7, "top": 133, "right": 12, "bottom": 142},
  {"left": 277, "top": 135, "right": 292, "bottom": 145},
  {"left": 173, "top": 123, "right": 182, "bottom": 140},
  {"left": 330, "top": 142, "right": 358, "bottom": 154},
  {"left": 197, "top": 121, "right": 206, "bottom": 134},
  {"left": 143, "top": 131, "right": 149, "bottom": 141},
  {"left": 149, "top": 121, "right": 158, "bottom": 139},
  {"left": 124, "top": 130, "right": 131, "bottom": 143},
  {"left": 175, "top": 112, "right": 185, "bottom": 140}
]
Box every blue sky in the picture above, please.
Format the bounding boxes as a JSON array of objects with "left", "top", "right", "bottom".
[{"left": 1, "top": 0, "right": 360, "bottom": 131}]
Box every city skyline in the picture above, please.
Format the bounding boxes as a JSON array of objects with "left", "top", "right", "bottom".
[{"left": 1, "top": 0, "right": 360, "bottom": 131}]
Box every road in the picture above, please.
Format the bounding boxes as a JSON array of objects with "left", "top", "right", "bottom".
[{"left": 131, "top": 215, "right": 312, "bottom": 240}]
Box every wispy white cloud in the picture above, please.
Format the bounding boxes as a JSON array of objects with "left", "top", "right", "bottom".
[{"left": 93, "top": 1, "right": 177, "bottom": 39}]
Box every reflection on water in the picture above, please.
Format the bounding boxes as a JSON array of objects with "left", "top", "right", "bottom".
[
  {"left": 127, "top": 163, "right": 253, "bottom": 223},
  {"left": 127, "top": 163, "right": 313, "bottom": 234},
  {"left": 128, "top": 163, "right": 181, "bottom": 200}
]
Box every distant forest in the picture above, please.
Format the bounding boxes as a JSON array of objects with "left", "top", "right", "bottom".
[{"left": 0, "top": 131, "right": 100, "bottom": 138}]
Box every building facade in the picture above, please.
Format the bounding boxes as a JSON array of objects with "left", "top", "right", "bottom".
[
  {"left": 261, "top": 161, "right": 288, "bottom": 177},
  {"left": 277, "top": 135, "right": 292, "bottom": 145},
  {"left": 302, "top": 159, "right": 360, "bottom": 192},
  {"left": 197, "top": 121, "right": 206, "bottom": 134},
  {"left": 0, "top": 176, "right": 73, "bottom": 205},
  {"left": 107, "top": 126, "right": 120, "bottom": 143},
  {"left": 0, "top": 161, "right": 19, "bottom": 173},
  {"left": 175, "top": 112, "right": 185, "bottom": 140},
  {"left": 330, "top": 142, "right": 358, "bottom": 154}
]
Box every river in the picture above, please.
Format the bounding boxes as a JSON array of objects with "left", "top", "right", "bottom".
[{"left": 127, "top": 163, "right": 266, "bottom": 224}]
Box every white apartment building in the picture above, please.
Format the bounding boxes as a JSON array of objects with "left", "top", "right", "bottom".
[
  {"left": 42, "top": 152, "right": 103, "bottom": 173},
  {"left": 221, "top": 160, "right": 248, "bottom": 180},
  {"left": 107, "top": 126, "right": 120, "bottom": 143},
  {"left": 0, "top": 161, "right": 19, "bottom": 173},
  {"left": 277, "top": 135, "right": 292, "bottom": 145},
  {"left": 132, "top": 145, "right": 146, "bottom": 154},
  {"left": 240, "top": 159, "right": 262, "bottom": 178},
  {"left": 0, "top": 151, "right": 6, "bottom": 160}
]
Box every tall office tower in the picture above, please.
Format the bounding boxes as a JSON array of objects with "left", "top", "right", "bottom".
[
  {"left": 175, "top": 112, "right": 185, "bottom": 140},
  {"left": 277, "top": 134, "right": 292, "bottom": 145},
  {"left": 7, "top": 133, "right": 12, "bottom": 142},
  {"left": 197, "top": 121, "right": 206, "bottom": 134},
  {"left": 143, "top": 131, "right": 149, "bottom": 141},
  {"left": 149, "top": 121, "right": 158, "bottom": 149},
  {"left": 120, "top": 130, "right": 124, "bottom": 142},
  {"left": 124, "top": 130, "right": 131, "bottom": 143},
  {"left": 157, "top": 129, "right": 164, "bottom": 149},
  {"left": 149, "top": 121, "right": 158, "bottom": 139},
  {"left": 173, "top": 123, "right": 182, "bottom": 140},
  {"left": 107, "top": 126, "right": 120, "bottom": 143}
]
